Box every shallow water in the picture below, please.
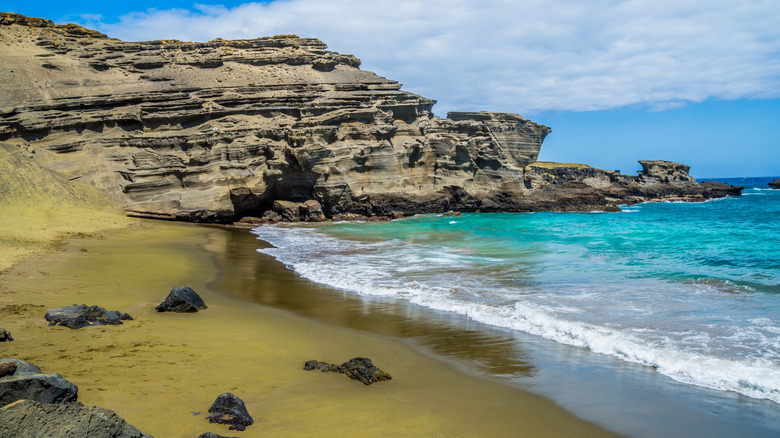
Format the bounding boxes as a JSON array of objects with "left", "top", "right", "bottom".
[{"left": 239, "top": 176, "right": 780, "bottom": 437}]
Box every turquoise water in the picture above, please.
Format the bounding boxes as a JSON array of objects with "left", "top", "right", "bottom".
[{"left": 253, "top": 177, "right": 780, "bottom": 406}]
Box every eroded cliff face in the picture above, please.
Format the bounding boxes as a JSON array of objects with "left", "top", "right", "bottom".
[{"left": 0, "top": 13, "right": 550, "bottom": 222}]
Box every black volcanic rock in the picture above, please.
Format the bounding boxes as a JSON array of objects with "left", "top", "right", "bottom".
[
  {"left": 0, "top": 328, "right": 12, "bottom": 342},
  {"left": 304, "top": 357, "right": 392, "bottom": 385},
  {"left": 45, "top": 304, "right": 133, "bottom": 329},
  {"left": 206, "top": 393, "right": 254, "bottom": 431},
  {"left": 769, "top": 179, "right": 780, "bottom": 189},
  {"left": 699, "top": 180, "right": 745, "bottom": 198},
  {"left": 155, "top": 286, "right": 207, "bottom": 313},
  {"left": 198, "top": 433, "right": 238, "bottom": 438},
  {"left": 0, "top": 358, "right": 78, "bottom": 407}
]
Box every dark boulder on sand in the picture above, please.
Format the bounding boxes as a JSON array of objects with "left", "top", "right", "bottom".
[
  {"left": 0, "top": 358, "right": 78, "bottom": 407},
  {"left": 198, "top": 433, "right": 238, "bottom": 438},
  {"left": 155, "top": 286, "right": 207, "bottom": 313},
  {"left": 0, "top": 399, "right": 152, "bottom": 438},
  {"left": 206, "top": 393, "right": 254, "bottom": 431},
  {"left": 304, "top": 357, "right": 392, "bottom": 385},
  {"left": 769, "top": 179, "right": 780, "bottom": 189},
  {"left": 0, "top": 328, "right": 12, "bottom": 342},
  {"left": 45, "top": 304, "right": 133, "bottom": 329}
]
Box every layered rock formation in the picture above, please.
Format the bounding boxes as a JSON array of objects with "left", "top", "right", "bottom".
[
  {"left": 0, "top": 13, "right": 741, "bottom": 222},
  {"left": 0, "top": 13, "right": 549, "bottom": 222}
]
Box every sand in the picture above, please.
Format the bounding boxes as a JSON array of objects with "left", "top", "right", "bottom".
[
  {"left": 0, "top": 143, "right": 129, "bottom": 272},
  {"left": 0, "top": 146, "right": 616, "bottom": 436},
  {"left": 1, "top": 220, "right": 619, "bottom": 437}
]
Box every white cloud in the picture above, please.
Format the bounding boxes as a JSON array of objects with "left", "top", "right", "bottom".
[{"left": 94, "top": 0, "right": 780, "bottom": 117}]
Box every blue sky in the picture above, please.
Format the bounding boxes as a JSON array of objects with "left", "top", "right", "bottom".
[{"left": 4, "top": 0, "right": 779, "bottom": 177}]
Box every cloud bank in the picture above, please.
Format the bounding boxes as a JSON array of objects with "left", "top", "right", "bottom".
[{"left": 94, "top": 0, "right": 780, "bottom": 116}]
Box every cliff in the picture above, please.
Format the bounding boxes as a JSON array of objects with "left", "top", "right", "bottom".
[
  {"left": 0, "top": 14, "right": 741, "bottom": 222},
  {"left": 0, "top": 13, "right": 550, "bottom": 223}
]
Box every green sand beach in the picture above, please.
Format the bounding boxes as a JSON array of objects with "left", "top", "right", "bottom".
[{"left": 0, "top": 217, "right": 616, "bottom": 437}]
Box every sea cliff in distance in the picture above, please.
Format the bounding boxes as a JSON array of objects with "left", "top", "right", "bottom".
[{"left": 1, "top": 12, "right": 742, "bottom": 223}]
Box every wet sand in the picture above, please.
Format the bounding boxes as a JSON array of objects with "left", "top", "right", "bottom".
[{"left": 0, "top": 219, "right": 617, "bottom": 437}]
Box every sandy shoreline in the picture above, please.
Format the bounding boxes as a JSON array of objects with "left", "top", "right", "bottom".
[{"left": 0, "top": 216, "right": 618, "bottom": 437}]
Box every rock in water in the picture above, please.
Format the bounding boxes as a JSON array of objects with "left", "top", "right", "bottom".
[
  {"left": 0, "top": 328, "right": 12, "bottom": 342},
  {"left": 524, "top": 160, "right": 744, "bottom": 207},
  {"left": 303, "top": 357, "right": 392, "bottom": 385},
  {"left": 769, "top": 179, "right": 780, "bottom": 189},
  {"left": 155, "top": 286, "right": 207, "bottom": 313},
  {"left": 45, "top": 304, "right": 133, "bottom": 329},
  {"left": 0, "top": 400, "right": 152, "bottom": 438},
  {"left": 206, "top": 393, "right": 254, "bottom": 431},
  {"left": 0, "top": 358, "right": 78, "bottom": 407}
]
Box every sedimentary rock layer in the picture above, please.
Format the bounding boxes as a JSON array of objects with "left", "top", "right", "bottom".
[
  {"left": 1, "top": 14, "right": 742, "bottom": 221},
  {"left": 0, "top": 13, "right": 550, "bottom": 222}
]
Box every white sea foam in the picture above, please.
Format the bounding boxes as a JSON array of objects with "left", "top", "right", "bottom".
[{"left": 252, "top": 225, "right": 780, "bottom": 404}]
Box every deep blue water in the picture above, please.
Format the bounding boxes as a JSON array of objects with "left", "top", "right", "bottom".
[{"left": 253, "top": 176, "right": 780, "bottom": 436}]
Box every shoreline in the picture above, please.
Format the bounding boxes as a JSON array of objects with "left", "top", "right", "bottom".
[
  {"left": 221, "top": 209, "right": 780, "bottom": 438},
  {"left": 1, "top": 219, "right": 617, "bottom": 437}
]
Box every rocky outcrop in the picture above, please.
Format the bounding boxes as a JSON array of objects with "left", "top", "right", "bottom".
[
  {"left": 0, "top": 358, "right": 78, "bottom": 407},
  {"left": 304, "top": 357, "right": 392, "bottom": 385},
  {"left": 155, "top": 286, "right": 207, "bottom": 313},
  {"left": 0, "top": 399, "right": 152, "bottom": 438},
  {"left": 0, "top": 14, "right": 550, "bottom": 223},
  {"left": 45, "top": 304, "right": 133, "bottom": 329},
  {"left": 206, "top": 393, "right": 254, "bottom": 431},
  {"left": 524, "top": 161, "right": 743, "bottom": 207},
  {"left": 769, "top": 179, "right": 780, "bottom": 189}
]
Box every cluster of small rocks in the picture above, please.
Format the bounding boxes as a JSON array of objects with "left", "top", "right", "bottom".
[
  {"left": 4, "top": 283, "right": 392, "bottom": 435},
  {"left": 39, "top": 286, "right": 207, "bottom": 332},
  {"left": 0, "top": 286, "right": 210, "bottom": 436},
  {"left": 237, "top": 202, "right": 409, "bottom": 225}
]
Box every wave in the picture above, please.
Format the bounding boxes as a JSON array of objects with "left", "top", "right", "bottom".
[{"left": 252, "top": 224, "right": 780, "bottom": 404}]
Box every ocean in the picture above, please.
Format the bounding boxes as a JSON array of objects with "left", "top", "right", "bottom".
[{"left": 250, "top": 177, "right": 780, "bottom": 437}]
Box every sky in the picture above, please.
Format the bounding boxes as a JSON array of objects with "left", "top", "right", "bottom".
[{"left": 3, "top": 1, "right": 779, "bottom": 177}]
